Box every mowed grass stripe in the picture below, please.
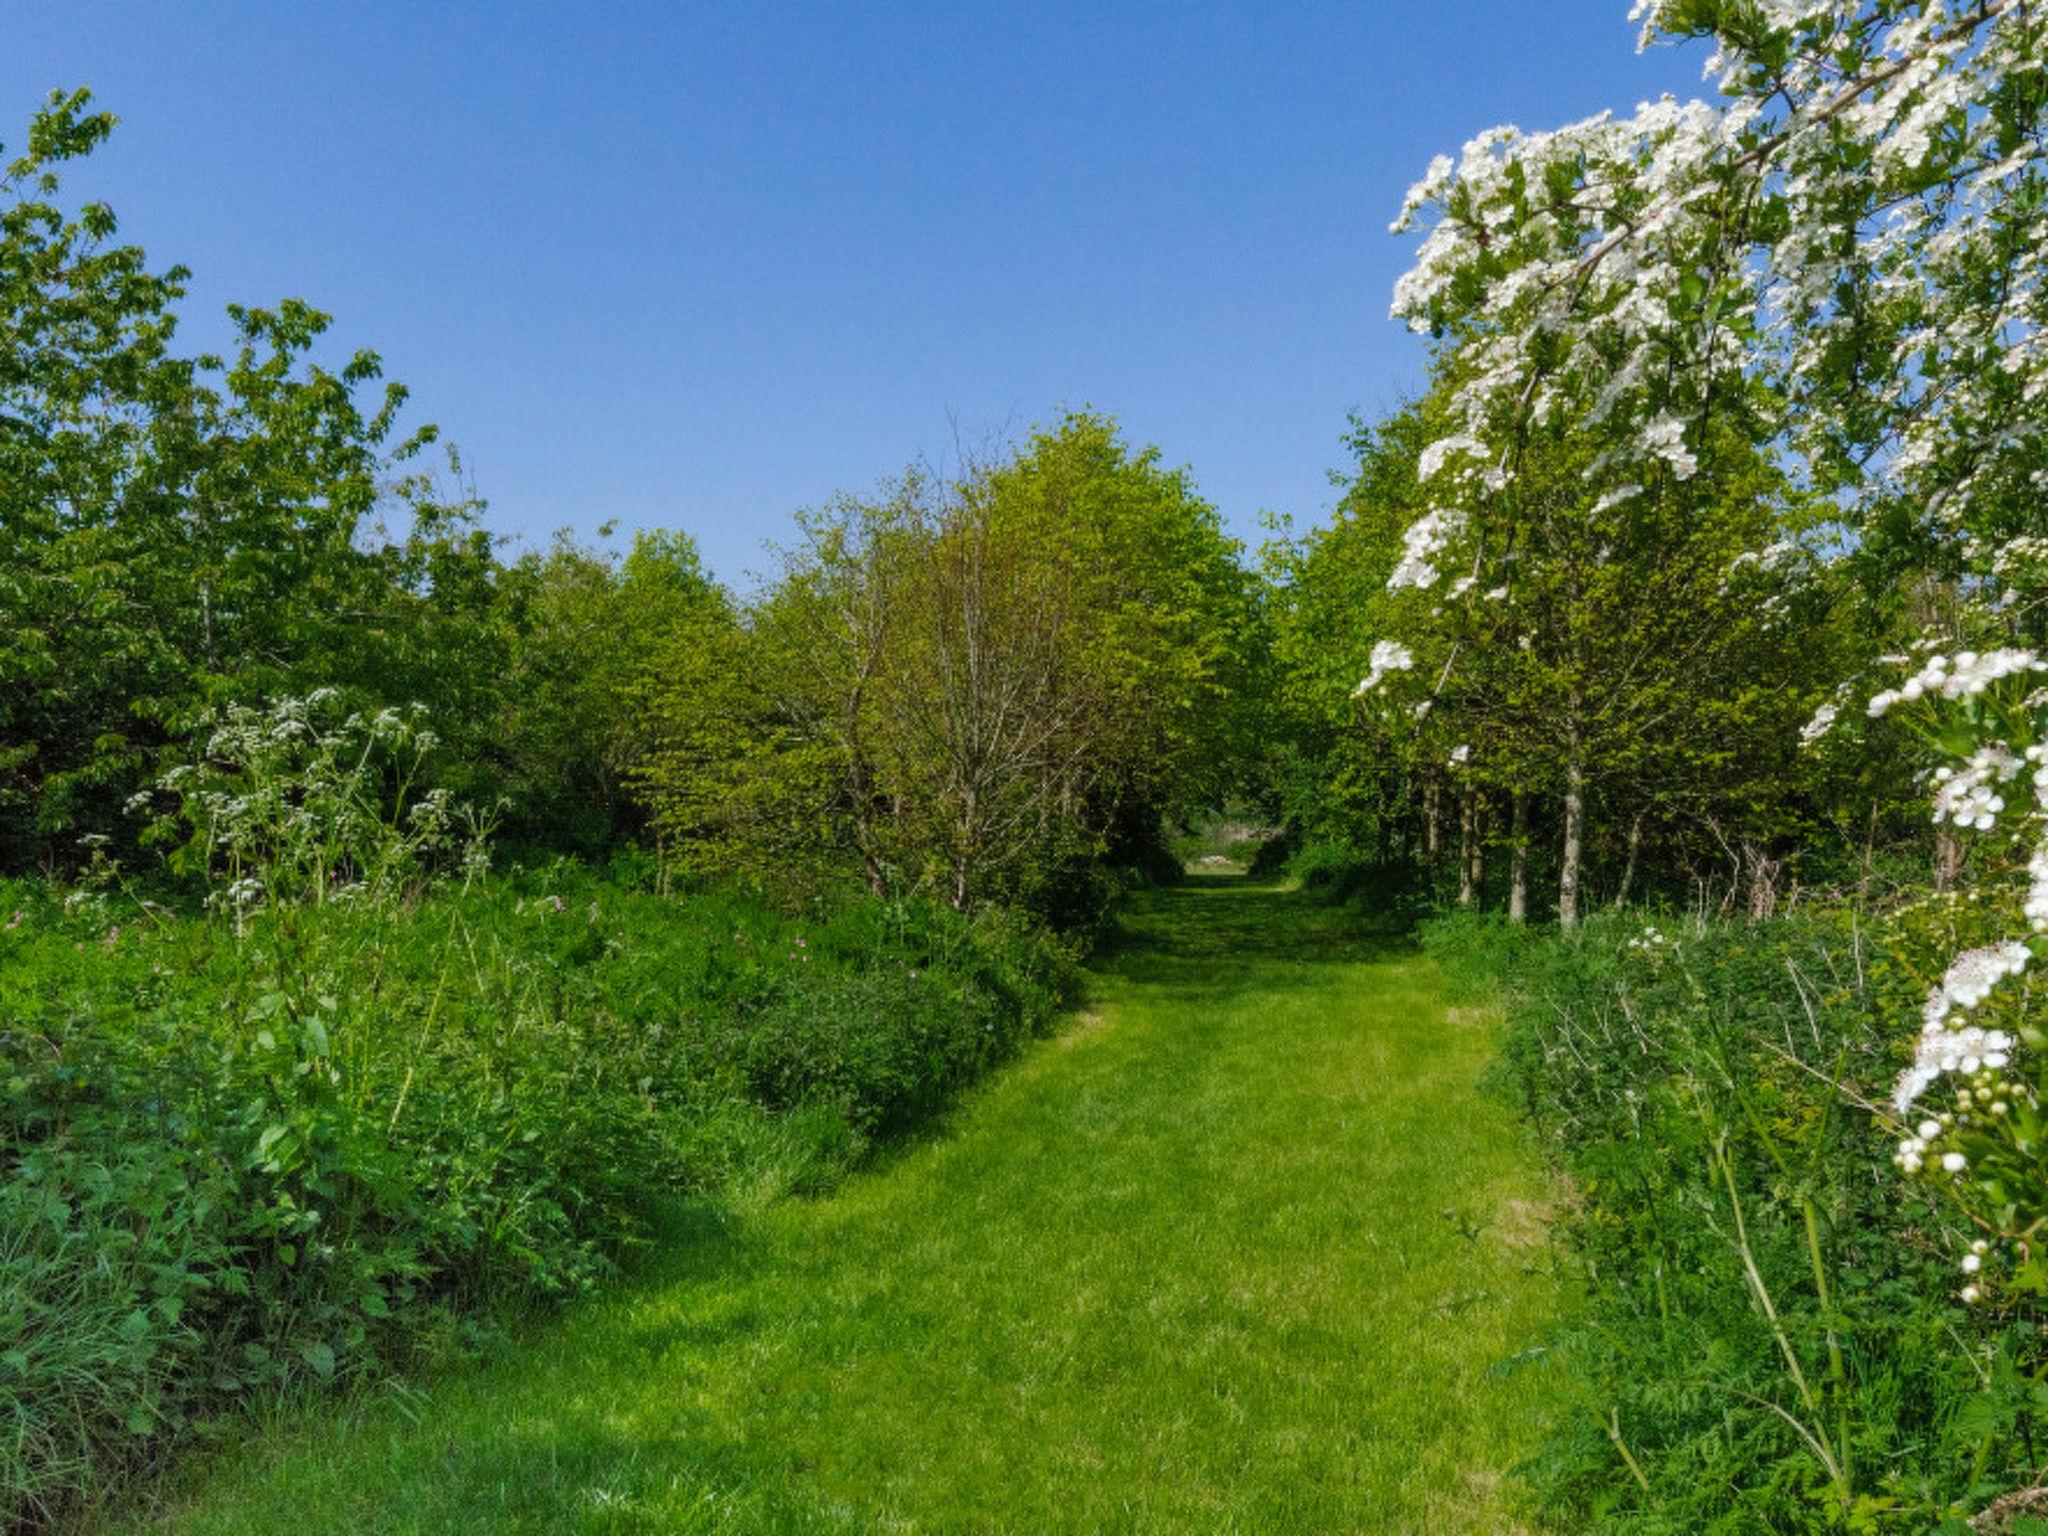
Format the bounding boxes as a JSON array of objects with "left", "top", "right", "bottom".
[{"left": 113, "top": 878, "right": 1560, "bottom": 1535}]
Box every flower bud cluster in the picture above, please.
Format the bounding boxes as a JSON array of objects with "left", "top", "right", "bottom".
[{"left": 1959, "top": 1239, "right": 2002, "bottom": 1305}]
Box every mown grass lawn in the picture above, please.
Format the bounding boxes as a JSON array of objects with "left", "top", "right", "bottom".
[{"left": 110, "top": 877, "right": 1562, "bottom": 1534}]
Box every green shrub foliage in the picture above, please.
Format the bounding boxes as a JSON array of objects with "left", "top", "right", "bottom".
[
  {"left": 1425, "top": 909, "right": 2047, "bottom": 1532},
  {"left": 0, "top": 870, "right": 1068, "bottom": 1526}
]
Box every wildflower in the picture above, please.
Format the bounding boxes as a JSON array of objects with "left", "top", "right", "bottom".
[
  {"left": 1924, "top": 943, "right": 2031, "bottom": 1026},
  {"left": 1961, "top": 1285, "right": 1982, "bottom": 1305},
  {"left": 1961, "top": 1252, "right": 1982, "bottom": 1274},
  {"left": 1942, "top": 1151, "right": 1968, "bottom": 1173}
]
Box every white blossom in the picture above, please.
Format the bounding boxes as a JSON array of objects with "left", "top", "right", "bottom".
[
  {"left": 1353, "top": 640, "right": 1416, "bottom": 697},
  {"left": 1799, "top": 702, "right": 1838, "bottom": 747}
]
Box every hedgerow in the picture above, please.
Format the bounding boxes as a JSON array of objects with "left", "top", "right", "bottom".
[
  {"left": 0, "top": 866, "right": 1069, "bottom": 1528},
  {"left": 1425, "top": 906, "right": 2048, "bottom": 1533}
]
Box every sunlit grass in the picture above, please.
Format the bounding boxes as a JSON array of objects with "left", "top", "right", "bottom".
[{"left": 112, "top": 878, "right": 1561, "bottom": 1534}]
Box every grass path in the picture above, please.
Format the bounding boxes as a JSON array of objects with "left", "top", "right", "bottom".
[{"left": 121, "top": 878, "right": 1560, "bottom": 1534}]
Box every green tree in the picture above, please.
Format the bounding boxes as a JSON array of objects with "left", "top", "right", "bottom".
[{"left": 0, "top": 90, "right": 473, "bottom": 873}]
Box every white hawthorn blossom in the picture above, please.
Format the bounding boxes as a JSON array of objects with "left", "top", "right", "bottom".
[
  {"left": 1353, "top": 640, "right": 1416, "bottom": 697},
  {"left": 1378, "top": 0, "right": 2048, "bottom": 1249},
  {"left": 1930, "top": 748, "right": 2024, "bottom": 831}
]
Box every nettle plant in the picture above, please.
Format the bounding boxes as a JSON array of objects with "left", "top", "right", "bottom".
[
  {"left": 146, "top": 691, "right": 490, "bottom": 920},
  {"left": 1377, "top": 0, "right": 2048, "bottom": 1302}
]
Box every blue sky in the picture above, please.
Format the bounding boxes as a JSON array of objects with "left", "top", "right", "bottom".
[{"left": 7, "top": 2, "right": 1711, "bottom": 586}]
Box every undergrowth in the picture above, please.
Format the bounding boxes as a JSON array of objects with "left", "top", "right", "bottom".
[
  {"left": 0, "top": 866, "right": 1070, "bottom": 1529},
  {"left": 1423, "top": 906, "right": 2048, "bottom": 1534}
]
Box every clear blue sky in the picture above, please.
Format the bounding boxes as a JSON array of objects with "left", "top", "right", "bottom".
[{"left": 7, "top": 2, "right": 1709, "bottom": 587}]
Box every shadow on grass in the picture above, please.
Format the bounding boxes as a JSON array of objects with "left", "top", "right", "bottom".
[
  {"left": 1089, "top": 873, "right": 1414, "bottom": 984},
  {"left": 109, "top": 873, "right": 1441, "bottom": 1536}
]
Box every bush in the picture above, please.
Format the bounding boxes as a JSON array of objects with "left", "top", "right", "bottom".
[
  {"left": 1423, "top": 907, "right": 2048, "bottom": 1533},
  {"left": 0, "top": 869, "right": 1071, "bottom": 1528}
]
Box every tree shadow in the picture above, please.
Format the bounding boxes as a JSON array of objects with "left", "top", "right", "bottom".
[{"left": 1089, "top": 874, "right": 1416, "bottom": 981}]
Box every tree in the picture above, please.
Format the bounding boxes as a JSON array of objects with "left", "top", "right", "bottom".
[
  {"left": 0, "top": 90, "right": 471, "bottom": 873},
  {"left": 635, "top": 415, "right": 1260, "bottom": 920},
  {"left": 1378, "top": 0, "right": 2048, "bottom": 1289},
  {"left": 494, "top": 527, "right": 725, "bottom": 853}
]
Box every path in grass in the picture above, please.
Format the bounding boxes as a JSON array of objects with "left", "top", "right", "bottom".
[{"left": 126, "top": 877, "right": 1560, "bottom": 1535}]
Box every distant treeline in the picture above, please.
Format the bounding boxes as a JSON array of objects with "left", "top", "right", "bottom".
[{"left": 1, "top": 91, "right": 1260, "bottom": 924}]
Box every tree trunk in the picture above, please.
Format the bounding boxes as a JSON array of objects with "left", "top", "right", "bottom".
[
  {"left": 1457, "top": 791, "right": 1479, "bottom": 909},
  {"left": 1933, "top": 826, "right": 1961, "bottom": 893},
  {"left": 1469, "top": 798, "right": 1486, "bottom": 904},
  {"left": 1559, "top": 753, "right": 1586, "bottom": 930},
  {"left": 1508, "top": 784, "right": 1529, "bottom": 924},
  {"left": 1424, "top": 776, "right": 1442, "bottom": 862},
  {"left": 1612, "top": 812, "right": 1644, "bottom": 910},
  {"left": 1744, "top": 843, "right": 1783, "bottom": 921}
]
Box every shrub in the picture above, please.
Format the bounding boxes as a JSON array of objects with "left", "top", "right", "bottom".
[
  {"left": 1424, "top": 908, "right": 2048, "bottom": 1532},
  {"left": 0, "top": 870, "right": 1070, "bottom": 1528}
]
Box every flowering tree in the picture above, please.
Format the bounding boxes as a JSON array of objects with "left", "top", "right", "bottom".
[
  {"left": 1383, "top": 0, "right": 2048, "bottom": 1287},
  {"left": 1350, "top": 391, "right": 1825, "bottom": 923}
]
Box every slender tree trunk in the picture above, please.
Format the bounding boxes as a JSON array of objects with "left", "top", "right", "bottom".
[
  {"left": 1423, "top": 776, "right": 1442, "bottom": 862},
  {"left": 1508, "top": 783, "right": 1529, "bottom": 924},
  {"left": 1458, "top": 791, "right": 1479, "bottom": 909},
  {"left": 1933, "top": 826, "right": 1961, "bottom": 893},
  {"left": 1376, "top": 777, "right": 1394, "bottom": 867},
  {"left": 1559, "top": 750, "right": 1586, "bottom": 930},
  {"left": 1470, "top": 798, "right": 1486, "bottom": 902},
  {"left": 1612, "top": 812, "right": 1644, "bottom": 910}
]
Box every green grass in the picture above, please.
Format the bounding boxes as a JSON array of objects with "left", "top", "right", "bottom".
[{"left": 106, "top": 877, "right": 1561, "bottom": 1534}]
